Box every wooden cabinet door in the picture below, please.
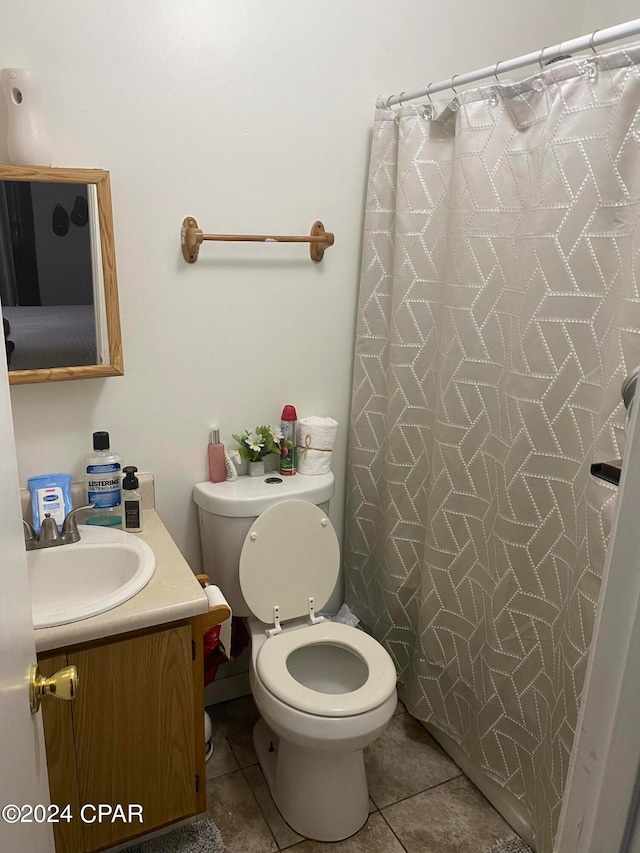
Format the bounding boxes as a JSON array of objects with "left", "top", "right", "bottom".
[
  {"left": 68, "top": 624, "right": 196, "bottom": 851},
  {"left": 39, "top": 653, "right": 84, "bottom": 853}
]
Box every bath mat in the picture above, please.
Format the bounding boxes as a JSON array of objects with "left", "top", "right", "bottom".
[
  {"left": 483, "top": 835, "right": 533, "bottom": 853},
  {"left": 129, "top": 818, "right": 224, "bottom": 852}
]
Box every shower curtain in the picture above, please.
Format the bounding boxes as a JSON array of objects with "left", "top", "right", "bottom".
[{"left": 345, "top": 45, "right": 640, "bottom": 853}]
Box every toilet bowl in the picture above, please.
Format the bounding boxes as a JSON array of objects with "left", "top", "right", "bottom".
[
  {"left": 249, "top": 616, "right": 396, "bottom": 841},
  {"left": 193, "top": 478, "right": 397, "bottom": 841}
]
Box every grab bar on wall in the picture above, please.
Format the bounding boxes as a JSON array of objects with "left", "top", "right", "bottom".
[{"left": 181, "top": 217, "right": 335, "bottom": 264}]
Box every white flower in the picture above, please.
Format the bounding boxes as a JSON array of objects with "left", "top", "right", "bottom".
[
  {"left": 245, "top": 432, "right": 264, "bottom": 453},
  {"left": 270, "top": 426, "right": 284, "bottom": 443}
]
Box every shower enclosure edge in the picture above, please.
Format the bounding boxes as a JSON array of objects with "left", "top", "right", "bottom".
[{"left": 556, "top": 396, "right": 640, "bottom": 852}]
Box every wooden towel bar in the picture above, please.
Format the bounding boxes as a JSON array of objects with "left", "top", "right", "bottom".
[{"left": 181, "top": 217, "right": 334, "bottom": 264}]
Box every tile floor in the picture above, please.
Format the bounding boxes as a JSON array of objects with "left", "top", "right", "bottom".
[{"left": 204, "top": 696, "right": 515, "bottom": 853}]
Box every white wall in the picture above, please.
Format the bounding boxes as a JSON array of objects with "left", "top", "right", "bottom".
[
  {"left": 1, "top": 1, "right": 587, "bottom": 577},
  {"left": 583, "top": 0, "right": 638, "bottom": 31}
]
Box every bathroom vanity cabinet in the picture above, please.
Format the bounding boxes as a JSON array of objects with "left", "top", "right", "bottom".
[{"left": 38, "top": 615, "right": 205, "bottom": 853}]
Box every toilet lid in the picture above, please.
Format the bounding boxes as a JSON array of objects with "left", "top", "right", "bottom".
[
  {"left": 239, "top": 500, "right": 340, "bottom": 624},
  {"left": 257, "top": 621, "right": 397, "bottom": 717}
]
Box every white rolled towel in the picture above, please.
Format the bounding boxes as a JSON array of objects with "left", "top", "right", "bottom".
[{"left": 296, "top": 416, "right": 338, "bottom": 475}]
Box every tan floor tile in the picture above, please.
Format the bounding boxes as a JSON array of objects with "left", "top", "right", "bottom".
[
  {"left": 243, "top": 764, "right": 305, "bottom": 849},
  {"left": 206, "top": 769, "right": 277, "bottom": 853},
  {"left": 289, "top": 812, "right": 405, "bottom": 852},
  {"left": 365, "top": 712, "right": 461, "bottom": 808},
  {"left": 207, "top": 695, "right": 260, "bottom": 768},
  {"left": 382, "top": 775, "right": 512, "bottom": 853},
  {"left": 205, "top": 722, "right": 240, "bottom": 780}
]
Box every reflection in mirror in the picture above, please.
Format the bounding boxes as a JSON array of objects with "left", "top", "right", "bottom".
[{"left": 0, "top": 167, "right": 123, "bottom": 384}]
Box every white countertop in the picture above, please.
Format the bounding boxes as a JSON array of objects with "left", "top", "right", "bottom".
[{"left": 34, "top": 509, "right": 208, "bottom": 653}]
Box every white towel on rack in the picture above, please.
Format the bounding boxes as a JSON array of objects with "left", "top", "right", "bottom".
[{"left": 296, "top": 416, "right": 338, "bottom": 475}]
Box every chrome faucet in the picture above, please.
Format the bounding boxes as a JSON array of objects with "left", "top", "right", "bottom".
[{"left": 24, "top": 505, "right": 94, "bottom": 551}]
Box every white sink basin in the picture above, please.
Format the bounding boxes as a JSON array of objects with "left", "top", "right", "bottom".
[{"left": 28, "top": 525, "right": 156, "bottom": 629}]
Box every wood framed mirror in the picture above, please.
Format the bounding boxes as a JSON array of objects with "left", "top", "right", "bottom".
[{"left": 0, "top": 166, "right": 123, "bottom": 384}]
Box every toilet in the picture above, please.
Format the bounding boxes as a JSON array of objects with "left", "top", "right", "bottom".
[{"left": 194, "top": 473, "right": 397, "bottom": 842}]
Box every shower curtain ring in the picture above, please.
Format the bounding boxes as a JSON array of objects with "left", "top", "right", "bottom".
[
  {"left": 493, "top": 60, "right": 503, "bottom": 82},
  {"left": 450, "top": 74, "right": 458, "bottom": 94},
  {"left": 425, "top": 84, "right": 433, "bottom": 105},
  {"left": 538, "top": 46, "right": 548, "bottom": 67},
  {"left": 384, "top": 94, "right": 395, "bottom": 109},
  {"left": 397, "top": 91, "right": 407, "bottom": 106},
  {"left": 589, "top": 29, "right": 600, "bottom": 54}
]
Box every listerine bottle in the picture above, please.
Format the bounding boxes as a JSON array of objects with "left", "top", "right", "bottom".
[{"left": 85, "top": 431, "right": 122, "bottom": 526}]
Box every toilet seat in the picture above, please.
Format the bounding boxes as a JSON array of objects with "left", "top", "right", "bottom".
[
  {"left": 241, "top": 501, "right": 397, "bottom": 718},
  {"left": 256, "top": 620, "right": 397, "bottom": 717},
  {"left": 239, "top": 500, "right": 340, "bottom": 624}
]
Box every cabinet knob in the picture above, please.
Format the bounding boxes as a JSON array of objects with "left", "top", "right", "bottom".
[{"left": 29, "top": 663, "right": 79, "bottom": 714}]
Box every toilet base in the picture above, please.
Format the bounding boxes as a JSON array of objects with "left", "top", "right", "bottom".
[{"left": 253, "top": 717, "right": 369, "bottom": 842}]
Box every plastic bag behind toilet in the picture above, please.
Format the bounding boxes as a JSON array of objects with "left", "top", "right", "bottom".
[{"left": 319, "top": 603, "right": 360, "bottom": 628}]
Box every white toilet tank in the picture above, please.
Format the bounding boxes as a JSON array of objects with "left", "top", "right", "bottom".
[{"left": 193, "top": 472, "right": 335, "bottom": 616}]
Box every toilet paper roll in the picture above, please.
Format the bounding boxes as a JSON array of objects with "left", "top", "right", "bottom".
[{"left": 204, "top": 584, "right": 232, "bottom": 659}]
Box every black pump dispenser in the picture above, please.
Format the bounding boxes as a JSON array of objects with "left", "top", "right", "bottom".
[
  {"left": 121, "top": 466, "right": 142, "bottom": 532},
  {"left": 122, "top": 466, "right": 139, "bottom": 490}
]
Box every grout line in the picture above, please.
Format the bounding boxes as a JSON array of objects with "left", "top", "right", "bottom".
[
  {"left": 377, "top": 773, "right": 469, "bottom": 853},
  {"left": 378, "top": 808, "right": 410, "bottom": 852},
  {"left": 374, "top": 770, "right": 464, "bottom": 811},
  {"left": 282, "top": 839, "right": 304, "bottom": 850},
  {"left": 206, "top": 736, "right": 240, "bottom": 781},
  {"left": 227, "top": 740, "right": 258, "bottom": 770},
  {"left": 238, "top": 764, "right": 281, "bottom": 851}
]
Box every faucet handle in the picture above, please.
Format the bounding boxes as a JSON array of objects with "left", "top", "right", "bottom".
[
  {"left": 23, "top": 518, "right": 37, "bottom": 547},
  {"left": 61, "top": 505, "right": 95, "bottom": 542}
]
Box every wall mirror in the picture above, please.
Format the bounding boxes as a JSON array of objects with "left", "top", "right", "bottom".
[{"left": 0, "top": 166, "right": 123, "bottom": 384}]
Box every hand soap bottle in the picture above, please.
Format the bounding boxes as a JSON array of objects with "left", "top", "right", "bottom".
[{"left": 122, "top": 466, "right": 142, "bottom": 532}]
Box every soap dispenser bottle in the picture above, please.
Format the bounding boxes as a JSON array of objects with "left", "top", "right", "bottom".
[{"left": 121, "top": 466, "right": 143, "bottom": 532}]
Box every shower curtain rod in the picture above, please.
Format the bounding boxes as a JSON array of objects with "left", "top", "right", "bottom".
[{"left": 376, "top": 17, "right": 640, "bottom": 109}]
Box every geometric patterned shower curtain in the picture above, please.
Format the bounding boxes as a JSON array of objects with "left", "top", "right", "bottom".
[{"left": 345, "top": 45, "right": 640, "bottom": 853}]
